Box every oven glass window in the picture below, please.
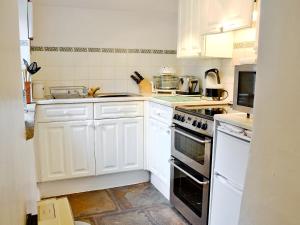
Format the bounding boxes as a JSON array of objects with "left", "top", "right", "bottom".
[
  {"left": 175, "top": 129, "right": 206, "bottom": 165},
  {"left": 173, "top": 160, "right": 207, "bottom": 217}
]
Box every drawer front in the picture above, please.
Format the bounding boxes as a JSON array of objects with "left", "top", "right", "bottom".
[
  {"left": 215, "top": 130, "right": 250, "bottom": 189},
  {"left": 94, "top": 101, "right": 144, "bottom": 119},
  {"left": 37, "top": 104, "right": 93, "bottom": 122},
  {"left": 149, "top": 102, "right": 173, "bottom": 125}
]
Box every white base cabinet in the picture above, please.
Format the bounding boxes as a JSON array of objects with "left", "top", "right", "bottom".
[
  {"left": 209, "top": 123, "right": 251, "bottom": 225},
  {"left": 146, "top": 102, "right": 173, "bottom": 200},
  {"left": 37, "top": 121, "right": 95, "bottom": 182},
  {"left": 95, "top": 117, "right": 144, "bottom": 175},
  {"left": 148, "top": 118, "right": 171, "bottom": 186}
]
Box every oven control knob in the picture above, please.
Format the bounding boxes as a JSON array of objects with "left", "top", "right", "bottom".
[
  {"left": 192, "top": 120, "right": 197, "bottom": 126},
  {"left": 177, "top": 115, "right": 182, "bottom": 121},
  {"left": 173, "top": 114, "right": 178, "bottom": 120},
  {"left": 201, "top": 123, "right": 208, "bottom": 130},
  {"left": 181, "top": 116, "right": 185, "bottom": 122},
  {"left": 197, "top": 122, "right": 202, "bottom": 128}
]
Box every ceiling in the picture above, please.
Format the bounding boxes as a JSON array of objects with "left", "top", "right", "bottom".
[{"left": 35, "top": 0, "right": 178, "bottom": 13}]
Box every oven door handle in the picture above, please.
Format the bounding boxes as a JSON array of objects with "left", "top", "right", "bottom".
[
  {"left": 169, "top": 158, "right": 210, "bottom": 185},
  {"left": 174, "top": 128, "right": 211, "bottom": 144}
]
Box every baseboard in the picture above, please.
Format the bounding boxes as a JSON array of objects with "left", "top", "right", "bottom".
[
  {"left": 150, "top": 173, "right": 170, "bottom": 200},
  {"left": 38, "top": 170, "right": 150, "bottom": 198}
]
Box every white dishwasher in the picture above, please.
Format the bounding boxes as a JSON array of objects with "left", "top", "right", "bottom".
[{"left": 210, "top": 126, "right": 251, "bottom": 225}]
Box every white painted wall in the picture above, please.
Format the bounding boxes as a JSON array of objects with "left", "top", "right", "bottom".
[
  {"left": 239, "top": 1, "right": 300, "bottom": 225},
  {"left": 32, "top": 1, "right": 178, "bottom": 49},
  {"left": 31, "top": 0, "right": 180, "bottom": 94},
  {"left": 0, "top": 1, "right": 38, "bottom": 224}
]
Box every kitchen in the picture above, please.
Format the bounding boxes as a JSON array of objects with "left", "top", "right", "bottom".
[{"left": 1, "top": 1, "right": 299, "bottom": 225}]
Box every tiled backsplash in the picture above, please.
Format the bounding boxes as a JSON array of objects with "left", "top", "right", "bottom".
[
  {"left": 31, "top": 47, "right": 236, "bottom": 100},
  {"left": 31, "top": 48, "right": 178, "bottom": 95}
]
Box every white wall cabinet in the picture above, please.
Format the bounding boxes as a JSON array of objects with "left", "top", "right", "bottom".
[
  {"left": 202, "top": 0, "right": 254, "bottom": 34},
  {"left": 95, "top": 117, "right": 144, "bottom": 175},
  {"left": 37, "top": 120, "right": 95, "bottom": 182},
  {"left": 177, "top": 0, "right": 233, "bottom": 58}
]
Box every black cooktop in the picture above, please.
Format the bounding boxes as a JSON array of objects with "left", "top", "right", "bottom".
[{"left": 175, "top": 105, "right": 233, "bottom": 120}]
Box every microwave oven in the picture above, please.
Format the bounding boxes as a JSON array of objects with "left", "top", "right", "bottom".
[{"left": 233, "top": 64, "right": 257, "bottom": 116}]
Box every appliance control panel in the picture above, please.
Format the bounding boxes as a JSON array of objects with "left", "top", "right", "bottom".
[{"left": 172, "top": 110, "right": 214, "bottom": 137}]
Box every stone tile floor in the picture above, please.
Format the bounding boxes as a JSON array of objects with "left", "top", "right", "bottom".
[{"left": 65, "top": 182, "right": 190, "bottom": 225}]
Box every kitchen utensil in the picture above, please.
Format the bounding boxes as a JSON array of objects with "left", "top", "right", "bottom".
[
  {"left": 160, "top": 67, "right": 176, "bottom": 75},
  {"left": 178, "top": 76, "right": 200, "bottom": 94},
  {"left": 203, "top": 68, "right": 225, "bottom": 98},
  {"left": 24, "top": 81, "right": 32, "bottom": 103},
  {"left": 206, "top": 88, "right": 228, "bottom": 101},
  {"left": 88, "top": 87, "right": 100, "bottom": 97},
  {"left": 158, "top": 74, "right": 179, "bottom": 90},
  {"left": 138, "top": 79, "right": 152, "bottom": 94},
  {"left": 23, "top": 58, "right": 41, "bottom": 76},
  {"left": 134, "top": 71, "right": 144, "bottom": 81},
  {"left": 131, "top": 75, "right": 141, "bottom": 84},
  {"left": 130, "top": 71, "right": 152, "bottom": 94},
  {"left": 49, "top": 86, "right": 88, "bottom": 99},
  {"left": 205, "top": 68, "right": 220, "bottom": 84}
]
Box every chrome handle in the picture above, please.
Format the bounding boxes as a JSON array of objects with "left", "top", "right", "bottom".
[
  {"left": 169, "top": 158, "right": 209, "bottom": 185},
  {"left": 174, "top": 129, "right": 211, "bottom": 144}
]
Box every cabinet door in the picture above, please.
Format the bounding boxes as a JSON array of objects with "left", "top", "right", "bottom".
[
  {"left": 38, "top": 122, "right": 68, "bottom": 181},
  {"left": 177, "top": 0, "right": 203, "bottom": 57},
  {"left": 67, "top": 121, "right": 95, "bottom": 178},
  {"left": 148, "top": 119, "right": 171, "bottom": 185},
  {"left": 121, "top": 118, "right": 144, "bottom": 171},
  {"left": 157, "top": 122, "right": 172, "bottom": 185},
  {"left": 148, "top": 119, "right": 160, "bottom": 175},
  {"left": 222, "top": 0, "right": 254, "bottom": 32},
  {"left": 37, "top": 121, "right": 95, "bottom": 182},
  {"left": 210, "top": 174, "right": 243, "bottom": 225},
  {"left": 203, "top": 0, "right": 254, "bottom": 33},
  {"left": 95, "top": 120, "right": 121, "bottom": 175}
]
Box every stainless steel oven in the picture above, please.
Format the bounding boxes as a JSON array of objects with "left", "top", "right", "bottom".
[
  {"left": 171, "top": 105, "right": 230, "bottom": 225},
  {"left": 171, "top": 125, "right": 212, "bottom": 178},
  {"left": 169, "top": 157, "right": 210, "bottom": 225}
]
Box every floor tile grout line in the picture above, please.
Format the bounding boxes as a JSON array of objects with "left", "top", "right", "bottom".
[{"left": 105, "top": 189, "right": 123, "bottom": 212}]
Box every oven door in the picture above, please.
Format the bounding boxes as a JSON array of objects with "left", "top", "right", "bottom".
[
  {"left": 172, "top": 125, "right": 212, "bottom": 178},
  {"left": 169, "top": 157, "right": 209, "bottom": 225}
]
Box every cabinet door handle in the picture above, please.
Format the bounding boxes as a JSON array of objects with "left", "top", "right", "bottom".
[{"left": 169, "top": 158, "right": 209, "bottom": 185}]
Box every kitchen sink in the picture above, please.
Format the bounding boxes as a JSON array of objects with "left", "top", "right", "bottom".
[{"left": 94, "top": 93, "right": 141, "bottom": 98}]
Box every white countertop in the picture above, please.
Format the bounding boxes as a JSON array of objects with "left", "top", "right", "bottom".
[
  {"left": 215, "top": 113, "right": 254, "bottom": 131},
  {"left": 34, "top": 95, "right": 231, "bottom": 108}
]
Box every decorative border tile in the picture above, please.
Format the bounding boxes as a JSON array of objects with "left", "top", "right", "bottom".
[
  {"left": 234, "top": 41, "right": 256, "bottom": 49},
  {"left": 44, "top": 47, "right": 59, "bottom": 52},
  {"left": 59, "top": 47, "right": 73, "bottom": 52},
  {"left": 115, "top": 48, "right": 128, "bottom": 53},
  {"left": 88, "top": 48, "right": 102, "bottom": 52},
  {"left": 74, "top": 47, "right": 88, "bottom": 52},
  {"left": 164, "top": 50, "right": 177, "bottom": 54},
  {"left": 102, "top": 48, "right": 115, "bottom": 53},
  {"left": 128, "top": 49, "right": 140, "bottom": 54},
  {"left": 140, "top": 49, "right": 152, "bottom": 54},
  {"left": 153, "top": 49, "right": 164, "bottom": 54},
  {"left": 31, "top": 46, "right": 44, "bottom": 51},
  {"left": 31, "top": 46, "right": 177, "bottom": 55}
]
